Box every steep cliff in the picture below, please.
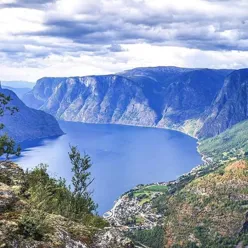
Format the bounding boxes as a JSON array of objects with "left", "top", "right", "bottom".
[
  {"left": 198, "top": 69, "right": 248, "bottom": 138},
  {"left": 23, "top": 67, "right": 231, "bottom": 136}
]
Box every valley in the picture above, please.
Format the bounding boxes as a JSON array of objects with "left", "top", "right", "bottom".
[
  {"left": 2, "top": 66, "right": 248, "bottom": 247},
  {"left": 1, "top": 0, "right": 248, "bottom": 246}
]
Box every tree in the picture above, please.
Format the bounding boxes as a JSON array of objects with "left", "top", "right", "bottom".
[
  {"left": 0, "top": 134, "right": 21, "bottom": 159},
  {"left": 0, "top": 91, "right": 21, "bottom": 159},
  {"left": 69, "top": 145, "right": 97, "bottom": 215}
]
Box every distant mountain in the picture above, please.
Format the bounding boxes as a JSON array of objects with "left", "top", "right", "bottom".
[
  {"left": 0, "top": 87, "right": 63, "bottom": 142},
  {"left": 198, "top": 69, "right": 248, "bottom": 138},
  {"left": 2, "top": 81, "right": 34, "bottom": 89},
  {"left": 23, "top": 67, "right": 232, "bottom": 136},
  {"left": 2, "top": 86, "right": 31, "bottom": 99}
]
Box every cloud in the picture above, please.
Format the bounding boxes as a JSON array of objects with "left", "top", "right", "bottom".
[
  {"left": 0, "top": 0, "right": 54, "bottom": 9},
  {"left": 21, "top": 0, "right": 248, "bottom": 51},
  {"left": 0, "top": 0, "right": 248, "bottom": 80}
]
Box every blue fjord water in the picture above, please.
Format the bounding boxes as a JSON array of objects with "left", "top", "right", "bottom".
[{"left": 14, "top": 121, "right": 202, "bottom": 214}]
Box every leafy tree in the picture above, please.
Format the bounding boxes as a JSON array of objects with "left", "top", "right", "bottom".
[
  {"left": 69, "top": 145, "right": 97, "bottom": 215},
  {"left": 0, "top": 134, "right": 21, "bottom": 159},
  {"left": 0, "top": 91, "right": 21, "bottom": 159}
]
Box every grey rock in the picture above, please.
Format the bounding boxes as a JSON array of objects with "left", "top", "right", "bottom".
[
  {"left": 198, "top": 69, "right": 248, "bottom": 138},
  {"left": 22, "top": 67, "right": 231, "bottom": 135}
]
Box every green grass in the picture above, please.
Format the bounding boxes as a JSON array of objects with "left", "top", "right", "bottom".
[
  {"left": 134, "top": 185, "right": 168, "bottom": 195},
  {"left": 144, "top": 185, "right": 169, "bottom": 192},
  {"left": 199, "top": 120, "right": 248, "bottom": 161}
]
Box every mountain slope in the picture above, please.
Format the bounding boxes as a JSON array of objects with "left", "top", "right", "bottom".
[
  {"left": 0, "top": 87, "right": 63, "bottom": 142},
  {"left": 23, "top": 75, "right": 157, "bottom": 126},
  {"left": 198, "top": 69, "right": 248, "bottom": 138},
  {"left": 199, "top": 119, "right": 248, "bottom": 162},
  {"left": 23, "top": 67, "right": 230, "bottom": 135},
  {"left": 164, "top": 160, "right": 248, "bottom": 247}
]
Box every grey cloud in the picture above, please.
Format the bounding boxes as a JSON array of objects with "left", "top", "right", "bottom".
[
  {"left": 1, "top": 0, "right": 248, "bottom": 67},
  {"left": 0, "top": 0, "right": 54, "bottom": 9},
  {"left": 20, "top": 0, "right": 247, "bottom": 52},
  {"left": 108, "top": 44, "right": 125, "bottom": 52}
]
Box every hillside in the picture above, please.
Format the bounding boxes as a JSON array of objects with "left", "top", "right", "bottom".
[
  {"left": 164, "top": 160, "right": 248, "bottom": 247},
  {"left": 22, "top": 67, "right": 230, "bottom": 137},
  {"left": 0, "top": 87, "right": 63, "bottom": 142},
  {"left": 198, "top": 69, "right": 248, "bottom": 138},
  {"left": 199, "top": 120, "right": 248, "bottom": 163},
  {"left": 0, "top": 161, "right": 133, "bottom": 248},
  {"left": 107, "top": 160, "right": 248, "bottom": 248}
]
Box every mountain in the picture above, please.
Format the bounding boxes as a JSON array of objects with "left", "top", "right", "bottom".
[
  {"left": 0, "top": 87, "right": 63, "bottom": 142},
  {"left": 2, "top": 81, "right": 34, "bottom": 89},
  {"left": 22, "top": 67, "right": 231, "bottom": 136},
  {"left": 198, "top": 69, "right": 248, "bottom": 138},
  {"left": 163, "top": 160, "right": 248, "bottom": 247},
  {"left": 2, "top": 86, "right": 31, "bottom": 99}
]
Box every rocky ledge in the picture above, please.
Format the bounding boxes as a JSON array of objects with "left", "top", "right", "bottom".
[{"left": 0, "top": 161, "right": 134, "bottom": 248}]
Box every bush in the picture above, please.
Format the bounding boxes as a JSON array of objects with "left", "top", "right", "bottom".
[
  {"left": 23, "top": 147, "right": 107, "bottom": 228},
  {"left": 18, "top": 210, "right": 51, "bottom": 241}
]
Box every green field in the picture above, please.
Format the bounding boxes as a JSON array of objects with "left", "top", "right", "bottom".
[{"left": 128, "top": 184, "right": 169, "bottom": 205}]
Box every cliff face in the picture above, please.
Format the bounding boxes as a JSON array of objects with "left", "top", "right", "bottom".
[
  {"left": 198, "top": 69, "right": 248, "bottom": 138},
  {"left": 22, "top": 67, "right": 230, "bottom": 136},
  {"left": 0, "top": 87, "right": 63, "bottom": 142}
]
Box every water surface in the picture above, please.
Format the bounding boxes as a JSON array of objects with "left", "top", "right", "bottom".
[{"left": 14, "top": 121, "right": 202, "bottom": 214}]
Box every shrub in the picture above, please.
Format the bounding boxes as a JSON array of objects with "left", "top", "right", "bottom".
[{"left": 18, "top": 210, "right": 51, "bottom": 241}]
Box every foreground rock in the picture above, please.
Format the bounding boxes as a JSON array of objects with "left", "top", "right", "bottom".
[{"left": 0, "top": 161, "right": 133, "bottom": 248}]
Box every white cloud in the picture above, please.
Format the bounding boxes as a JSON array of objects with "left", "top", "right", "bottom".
[{"left": 0, "top": 0, "right": 248, "bottom": 81}]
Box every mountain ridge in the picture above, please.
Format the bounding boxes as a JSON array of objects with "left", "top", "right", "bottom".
[{"left": 23, "top": 66, "right": 233, "bottom": 138}]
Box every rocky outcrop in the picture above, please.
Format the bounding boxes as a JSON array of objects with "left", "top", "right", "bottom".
[
  {"left": 22, "top": 67, "right": 231, "bottom": 136},
  {"left": 0, "top": 161, "right": 134, "bottom": 248},
  {"left": 92, "top": 228, "right": 134, "bottom": 248},
  {"left": 0, "top": 87, "right": 63, "bottom": 142},
  {"left": 198, "top": 69, "right": 248, "bottom": 138}
]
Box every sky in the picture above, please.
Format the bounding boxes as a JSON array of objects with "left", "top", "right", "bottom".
[{"left": 0, "top": 0, "right": 248, "bottom": 82}]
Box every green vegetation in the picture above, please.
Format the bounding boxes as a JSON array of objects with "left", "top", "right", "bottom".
[
  {"left": 128, "top": 226, "right": 164, "bottom": 248},
  {"left": 126, "top": 158, "right": 248, "bottom": 248},
  {"left": 163, "top": 160, "right": 248, "bottom": 247},
  {"left": 199, "top": 120, "right": 248, "bottom": 162},
  {"left": 0, "top": 92, "right": 21, "bottom": 159},
  {"left": 18, "top": 210, "right": 51, "bottom": 241},
  {"left": 1, "top": 146, "right": 108, "bottom": 246},
  {"left": 126, "top": 184, "right": 169, "bottom": 209},
  {"left": 24, "top": 146, "right": 107, "bottom": 228}
]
